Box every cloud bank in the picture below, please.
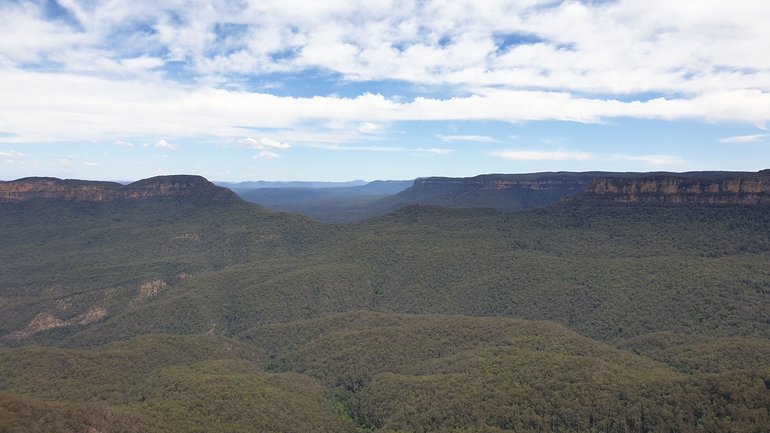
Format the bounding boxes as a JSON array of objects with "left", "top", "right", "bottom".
[{"left": 0, "top": 0, "right": 768, "bottom": 146}]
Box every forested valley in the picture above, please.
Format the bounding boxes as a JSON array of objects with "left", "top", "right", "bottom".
[{"left": 0, "top": 174, "right": 768, "bottom": 432}]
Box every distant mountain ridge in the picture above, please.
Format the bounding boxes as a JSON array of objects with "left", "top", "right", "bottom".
[
  {"left": 370, "top": 170, "right": 770, "bottom": 215},
  {"left": 217, "top": 180, "right": 369, "bottom": 189},
  {"left": 368, "top": 172, "right": 611, "bottom": 213},
  {"left": 579, "top": 170, "right": 770, "bottom": 205},
  {"left": 0, "top": 175, "right": 241, "bottom": 204},
  {"left": 3, "top": 170, "right": 769, "bottom": 217},
  {"left": 229, "top": 180, "right": 414, "bottom": 221}
]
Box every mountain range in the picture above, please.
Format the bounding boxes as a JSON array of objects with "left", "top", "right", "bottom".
[
  {"left": 218, "top": 170, "right": 770, "bottom": 221},
  {"left": 0, "top": 171, "right": 768, "bottom": 432}
]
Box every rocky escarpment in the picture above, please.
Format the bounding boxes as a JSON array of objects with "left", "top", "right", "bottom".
[
  {"left": 0, "top": 175, "right": 242, "bottom": 204},
  {"left": 378, "top": 172, "right": 613, "bottom": 212},
  {"left": 580, "top": 170, "right": 770, "bottom": 205}
]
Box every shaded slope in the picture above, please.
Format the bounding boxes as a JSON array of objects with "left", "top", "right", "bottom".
[
  {"left": 0, "top": 197, "right": 326, "bottom": 346},
  {"left": 4, "top": 196, "right": 769, "bottom": 346},
  {"left": 92, "top": 204, "right": 767, "bottom": 343},
  {"left": 2, "top": 173, "right": 770, "bottom": 347},
  {"left": 309, "top": 204, "right": 770, "bottom": 341}
]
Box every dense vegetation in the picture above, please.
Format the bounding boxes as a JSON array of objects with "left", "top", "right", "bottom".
[
  {"left": 2, "top": 314, "right": 768, "bottom": 432},
  {"left": 243, "top": 312, "right": 769, "bottom": 433},
  {"left": 0, "top": 335, "right": 358, "bottom": 432},
  {"left": 1, "top": 180, "right": 769, "bottom": 432},
  {"left": 4, "top": 199, "right": 767, "bottom": 346}
]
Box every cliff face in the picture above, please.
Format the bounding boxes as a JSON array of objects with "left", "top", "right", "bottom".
[
  {"left": 378, "top": 173, "right": 608, "bottom": 213},
  {"left": 0, "top": 175, "right": 241, "bottom": 204},
  {"left": 390, "top": 171, "right": 770, "bottom": 211},
  {"left": 582, "top": 172, "right": 770, "bottom": 205}
]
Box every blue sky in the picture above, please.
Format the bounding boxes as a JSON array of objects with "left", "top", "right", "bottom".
[{"left": 1, "top": 0, "right": 769, "bottom": 181}]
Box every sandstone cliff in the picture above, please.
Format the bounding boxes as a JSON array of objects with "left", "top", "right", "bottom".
[
  {"left": 580, "top": 171, "right": 770, "bottom": 205},
  {"left": 0, "top": 175, "right": 241, "bottom": 204}
]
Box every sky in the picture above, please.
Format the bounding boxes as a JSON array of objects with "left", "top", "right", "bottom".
[{"left": 1, "top": 0, "right": 770, "bottom": 181}]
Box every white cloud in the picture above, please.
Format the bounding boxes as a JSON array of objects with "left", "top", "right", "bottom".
[
  {"left": 0, "top": 150, "right": 24, "bottom": 159},
  {"left": 437, "top": 134, "right": 498, "bottom": 143},
  {"left": 2, "top": 70, "right": 769, "bottom": 145},
  {"left": 114, "top": 140, "right": 135, "bottom": 147},
  {"left": 422, "top": 148, "right": 455, "bottom": 155},
  {"left": 153, "top": 139, "right": 179, "bottom": 150},
  {"left": 240, "top": 137, "right": 291, "bottom": 149},
  {"left": 254, "top": 150, "right": 280, "bottom": 159},
  {"left": 1, "top": 0, "right": 770, "bottom": 149},
  {"left": 83, "top": 161, "right": 100, "bottom": 166},
  {"left": 719, "top": 133, "right": 769, "bottom": 144},
  {"left": 357, "top": 122, "right": 384, "bottom": 134},
  {"left": 3, "top": 1, "right": 769, "bottom": 96},
  {"left": 490, "top": 150, "right": 595, "bottom": 161},
  {"left": 119, "top": 56, "right": 165, "bottom": 71},
  {"left": 0, "top": 2, "right": 89, "bottom": 64}
]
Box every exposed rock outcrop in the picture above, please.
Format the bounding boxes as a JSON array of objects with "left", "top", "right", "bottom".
[
  {"left": 137, "top": 279, "right": 168, "bottom": 302},
  {"left": 0, "top": 175, "right": 241, "bottom": 203},
  {"left": 580, "top": 171, "right": 770, "bottom": 205},
  {"left": 3, "top": 307, "right": 108, "bottom": 341}
]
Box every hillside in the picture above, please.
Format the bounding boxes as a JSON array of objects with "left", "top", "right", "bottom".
[
  {"left": 1, "top": 175, "right": 769, "bottom": 346},
  {"left": 2, "top": 314, "right": 768, "bottom": 433},
  {"left": 245, "top": 312, "right": 769, "bottom": 433},
  {"left": 1, "top": 172, "right": 769, "bottom": 432},
  {"left": 0, "top": 335, "right": 359, "bottom": 433},
  {"left": 0, "top": 185, "right": 325, "bottom": 346}
]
